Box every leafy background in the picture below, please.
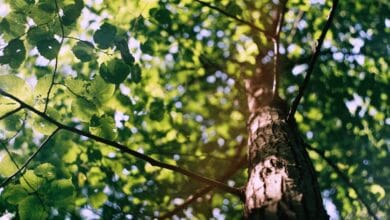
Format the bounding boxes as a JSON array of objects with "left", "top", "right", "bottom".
[{"left": 0, "top": 0, "right": 389, "bottom": 219}]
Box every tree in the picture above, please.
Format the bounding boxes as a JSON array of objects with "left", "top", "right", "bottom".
[{"left": 0, "top": 0, "right": 388, "bottom": 219}]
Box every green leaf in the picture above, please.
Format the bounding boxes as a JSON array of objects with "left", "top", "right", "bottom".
[
  {"left": 152, "top": 8, "right": 171, "bottom": 26},
  {"left": 48, "top": 179, "right": 75, "bottom": 206},
  {"left": 89, "top": 75, "right": 116, "bottom": 104},
  {"left": 140, "top": 40, "right": 155, "bottom": 55},
  {"left": 0, "top": 39, "right": 26, "bottom": 68},
  {"left": 226, "top": 2, "right": 243, "bottom": 16},
  {"left": 33, "top": 75, "right": 52, "bottom": 111},
  {"left": 37, "top": 38, "right": 61, "bottom": 60},
  {"left": 20, "top": 170, "right": 44, "bottom": 193},
  {"left": 89, "top": 115, "right": 117, "bottom": 140},
  {"left": 2, "top": 184, "right": 28, "bottom": 205},
  {"left": 32, "top": 108, "right": 59, "bottom": 135},
  {"left": 37, "top": 0, "right": 56, "bottom": 12},
  {"left": 370, "top": 184, "right": 385, "bottom": 201},
  {"left": 99, "top": 58, "right": 131, "bottom": 84},
  {"left": 93, "top": 23, "right": 117, "bottom": 49},
  {"left": 34, "top": 163, "right": 56, "bottom": 180},
  {"left": 30, "top": 6, "right": 56, "bottom": 24},
  {"left": 0, "top": 111, "right": 24, "bottom": 136},
  {"left": 72, "top": 40, "right": 95, "bottom": 62},
  {"left": 0, "top": 75, "right": 33, "bottom": 113},
  {"left": 19, "top": 196, "right": 48, "bottom": 220},
  {"left": 61, "top": 0, "right": 84, "bottom": 25},
  {"left": 27, "top": 26, "right": 54, "bottom": 45},
  {"left": 115, "top": 38, "right": 134, "bottom": 65},
  {"left": 130, "top": 64, "right": 142, "bottom": 83},
  {"left": 0, "top": 13, "right": 26, "bottom": 40},
  {"left": 9, "top": 0, "right": 30, "bottom": 12},
  {"left": 0, "top": 151, "right": 19, "bottom": 177},
  {"left": 89, "top": 192, "right": 107, "bottom": 208},
  {"left": 71, "top": 98, "right": 99, "bottom": 122},
  {"left": 149, "top": 99, "right": 165, "bottom": 121}
]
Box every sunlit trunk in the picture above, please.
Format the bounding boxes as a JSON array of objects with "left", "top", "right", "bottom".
[{"left": 243, "top": 73, "right": 328, "bottom": 219}]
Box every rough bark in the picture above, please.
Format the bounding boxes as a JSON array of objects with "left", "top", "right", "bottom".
[{"left": 244, "top": 73, "right": 328, "bottom": 219}]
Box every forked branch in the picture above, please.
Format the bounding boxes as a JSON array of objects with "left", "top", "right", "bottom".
[
  {"left": 0, "top": 129, "right": 59, "bottom": 188},
  {"left": 0, "top": 89, "right": 242, "bottom": 197}
]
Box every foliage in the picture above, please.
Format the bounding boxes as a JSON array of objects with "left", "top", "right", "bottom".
[{"left": 0, "top": 0, "right": 388, "bottom": 219}]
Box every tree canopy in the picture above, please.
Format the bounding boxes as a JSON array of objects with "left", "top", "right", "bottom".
[{"left": 0, "top": 0, "right": 389, "bottom": 219}]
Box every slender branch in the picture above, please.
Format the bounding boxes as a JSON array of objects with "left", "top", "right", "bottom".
[
  {"left": 0, "top": 89, "right": 242, "bottom": 197},
  {"left": 192, "top": 0, "right": 274, "bottom": 39},
  {"left": 272, "top": 0, "right": 288, "bottom": 98},
  {"left": 0, "top": 129, "right": 59, "bottom": 188},
  {"left": 43, "top": 0, "right": 65, "bottom": 113},
  {"left": 159, "top": 156, "right": 246, "bottom": 219},
  {"left": 0, "top": 141, "right": 48, "bottom": 210},
  {"left": 287, "top": 0, "right": 339, "bottom": 121},
  {"left": 306, "top": 144, "right": 379, "bottom": 220},
  {"left": 0, "top": 106, "right": 22, "bottom": 121}
]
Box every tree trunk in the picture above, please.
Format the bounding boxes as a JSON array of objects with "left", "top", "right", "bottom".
[{"left": 243, "top": 73, "right": 328, "bottom": 219}]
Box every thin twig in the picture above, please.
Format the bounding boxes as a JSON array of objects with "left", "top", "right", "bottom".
[
  {"left": 0, "top": 89, "right": 242, "bottom": 197},
  {"left": 287, "top": 0, "right": 339, "bottom": 121},
  {"left": 272, "top": 0, "right": 288, "bottom": 98},
  {"left": 43, "top": 0, "right": 65, "bottom": 113},
  {"left": 193, "top": 0, "right": 274, "bottom": 39},
  {"left": 0, "top": 129, "right": 59, "bottom": 188},
  {"left": 306, "top": 144, "right": 379, "bottom": 220},
  {"left": 159, "top": 156, "right": 246, "bottom": 219},
  {"left": 0, "top": 142, "right": 48, "bottom": 212},
  {"left": 0, "top": 106, "right": 22, "bottom": 121}
]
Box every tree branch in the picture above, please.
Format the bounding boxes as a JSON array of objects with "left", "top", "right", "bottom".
[
  {"left": 159, "top": 156, "right": 246, "bottom": 219},
  {"left": 0, "top": 129, "right": 60, "bottom": 188},
  {"left": 0, "top": 106, "right": 22, "bottom": 121},
  {"left": 0, "top": 141, "right": 49, "bottom": 212},
  {"left": 192, "top": 0, "right": 274, "bottom": 39},
  {"left": 0, "top": 89, "right": 242, "bottom": 197},
  {"left": 43, "top": 0, "right": 65, "bottom": 113},
  {"left": 287, "top": 0, "right": 339, "bottom": 121},
  {"left": 306, "top": 144, "right": 379, "bottom": 220},
  {"left": 272, "top": 0, "right": 288, "bottom": 98}
]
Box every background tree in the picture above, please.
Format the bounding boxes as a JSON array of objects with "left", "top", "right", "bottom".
[{"left": 0, "top": 0, "right": 388, "bottom": 219}]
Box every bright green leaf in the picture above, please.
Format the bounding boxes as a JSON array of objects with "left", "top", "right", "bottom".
[
  {"left": 0, "top": 75, "right": 32, "bottom": 113},
  {"left": 18, "top": 196, "right": 48, "bottom": 220},
  {"left": 48, "top": 178, "right": 75, "bottom": 206},
  {"left": 20, "top": 170, "right": 44, "bottom": 193},
  {"left": 34, "top": 163, "right": 56, "bottom": 180},
  {"left": 89, "top": 115, "right": 117, "bottom": 140},
  {"left": 0, "top": 151, "right": 19, "bottom": 177},
  {"left": 32, "top": 108, "right": 59, "bottom": 135},
  {"left": 99, "top": 58, "right": 131, "bottom": 84},
  {"left": 370, "top": 184, "right": 385, "bottom": 201},
  {"left": 71, "top": 98, "right": 99, "bottom": 122},
  {"left": 89, "top": 192, "right": 107, "bottom": 209}
]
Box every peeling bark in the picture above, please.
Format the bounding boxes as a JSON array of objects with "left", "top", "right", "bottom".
[{"left": 244, "top": 74, "right": 328, "bottom": 219}]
